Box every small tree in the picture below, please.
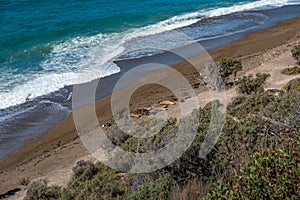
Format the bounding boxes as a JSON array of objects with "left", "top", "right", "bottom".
[
  {"left": 283, "top": 78, "right": 300, "bottom": 92},
  {"left": 218, "top": 58, "right": 243, "bottom": 82},
  {"left": 235, "top": 73, "right": 270, "bottom": 95},
  {"left": 280, "top": 66, "right": 300, "bottom": 75},
  {"left": 291, "top": 44, "right": 300, "bottom": 65},
  {"left": 25, "top": 180, "right": 62, "bottom": 200}
]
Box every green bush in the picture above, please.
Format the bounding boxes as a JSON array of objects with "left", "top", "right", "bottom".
[
  {"left": 235, "top": 73, "right": 270, "bottom": 95},
  {"left": 218, "top": 58, "right": 243, "bottom": 82},
  {"left": 121, "top": 117, "right": 177, "bottom": 153},
  {"left": 70, "top": 160, "right": 98, "bottom": 184},
  {"left": 203, "top": 148, "right": 300, "bottom": 200},
  {"left": 25, "top": 180, "right": 62, "bottom": 200},
  {"left": 291, "top": 44, "right": 300, "bottom": 64},
  {"left": 24, "top": 161, "right": 129, "bottom": 200},
  {"left": 164, "top": 102, "right": 221, "bottom": 183},
  {"left": 280, "top": 66, "right": 300, "bottom": 75},
  {"left": 122, "top": 137, "right": 146, "bottom": 153},
  {"left": 151, "top": 117, "right": 177, "bottom": 147},
  {"left": 67, "top": 162, "right": 127, "bottom": 200},
  {"left": 283, "top": 78, "right": 300, "bottom": 92},
  {"left": 238, "top": 149, "right": 299, "bottom": 199},
  {"left": 20, "top": 177, "right": 30, "bottom": 186},
  {"left": 267, "top": 90, "right": 300, "bottom": 127},
  {"left": 128, "top": 175, "right": 173, "bottom": 200},
  {"left": 228, "top": 93, "right": 274, "bottom": 119}
]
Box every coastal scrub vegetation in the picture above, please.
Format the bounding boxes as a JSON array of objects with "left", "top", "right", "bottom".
[
  {"left": 24, "top": 180, "right": 62, "bottom": 200},
  {"left": 218, "top": 58, "right": 243, "bottom": 83},
  {"left": 235, "top": 73, "right": 270, "bottom": 95},
  {"left": 283, "top": 77, "right": 300, "bottom": 92},
  {"left": 291, "top": 44, "right": 300, "bottom": 64},
  {"left": 25, "top": 76, "right": 299, "bottom": 199},
  {"left": 280, "top": 66, "right": 300, "bottom": 75},
  {"left": 20, "top": 178, "right": 30, "bottom": 186}
]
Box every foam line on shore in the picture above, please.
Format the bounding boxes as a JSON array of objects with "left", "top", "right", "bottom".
[{"left": 1, "top": 0, "right": 299, "bottom": 109}]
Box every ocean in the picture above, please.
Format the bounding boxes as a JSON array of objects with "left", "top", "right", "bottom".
[{"left": 1, "top": 0, "right": 300, "bottom": 159}]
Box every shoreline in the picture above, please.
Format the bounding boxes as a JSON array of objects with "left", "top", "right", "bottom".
[
  {"left": 1, "top": 4, "right": 300, "bottom": 161},
  {"left": 1, "top": 15, "right": 300, "bottom": 197}
]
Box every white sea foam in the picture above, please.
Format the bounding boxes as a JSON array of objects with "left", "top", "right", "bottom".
[
  {"left": 207, "top": 0, "right": 299, "bottom": 17},
  {"left": 0, "top": 0, "right": 299, "bottom": 109},
  {"left": 0, "top": 63, "right": 120, "bottom": 109}
]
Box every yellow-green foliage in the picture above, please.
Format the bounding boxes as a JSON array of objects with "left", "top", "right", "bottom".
[
  {"left": 122, "top": 137, "right": 146, "bottom": 153},
  {"left": 218, "top": 58, "right": 243, "bottom": 81},
  {"left": 280, "top": 66, "right": 300, "bottom": 75},
  {"left": 291, "top": 44, "right": 300, "bottom": 64},
  {"left": 283, "top": 78, "right": 300, "bottom": 92},
  {"left": 235, "top": 73, "right": 270, "bottom": 95}
]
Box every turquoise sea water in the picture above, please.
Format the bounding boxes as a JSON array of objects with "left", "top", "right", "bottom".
[{"left": 1, "top": 0, "right": 300, "bottom": 109}]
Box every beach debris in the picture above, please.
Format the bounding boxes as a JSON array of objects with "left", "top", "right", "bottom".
[{"left": 159, "top": 100, "right": 176, "bottom": 106}]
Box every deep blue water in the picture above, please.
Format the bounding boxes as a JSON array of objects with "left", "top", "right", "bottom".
[{"left": 2, "top": 0, "right": 300, "bottom": 109}]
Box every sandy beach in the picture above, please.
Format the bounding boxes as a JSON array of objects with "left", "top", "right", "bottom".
[{"left": 1, "top": 16, "right": 300, "bottom": 199}]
